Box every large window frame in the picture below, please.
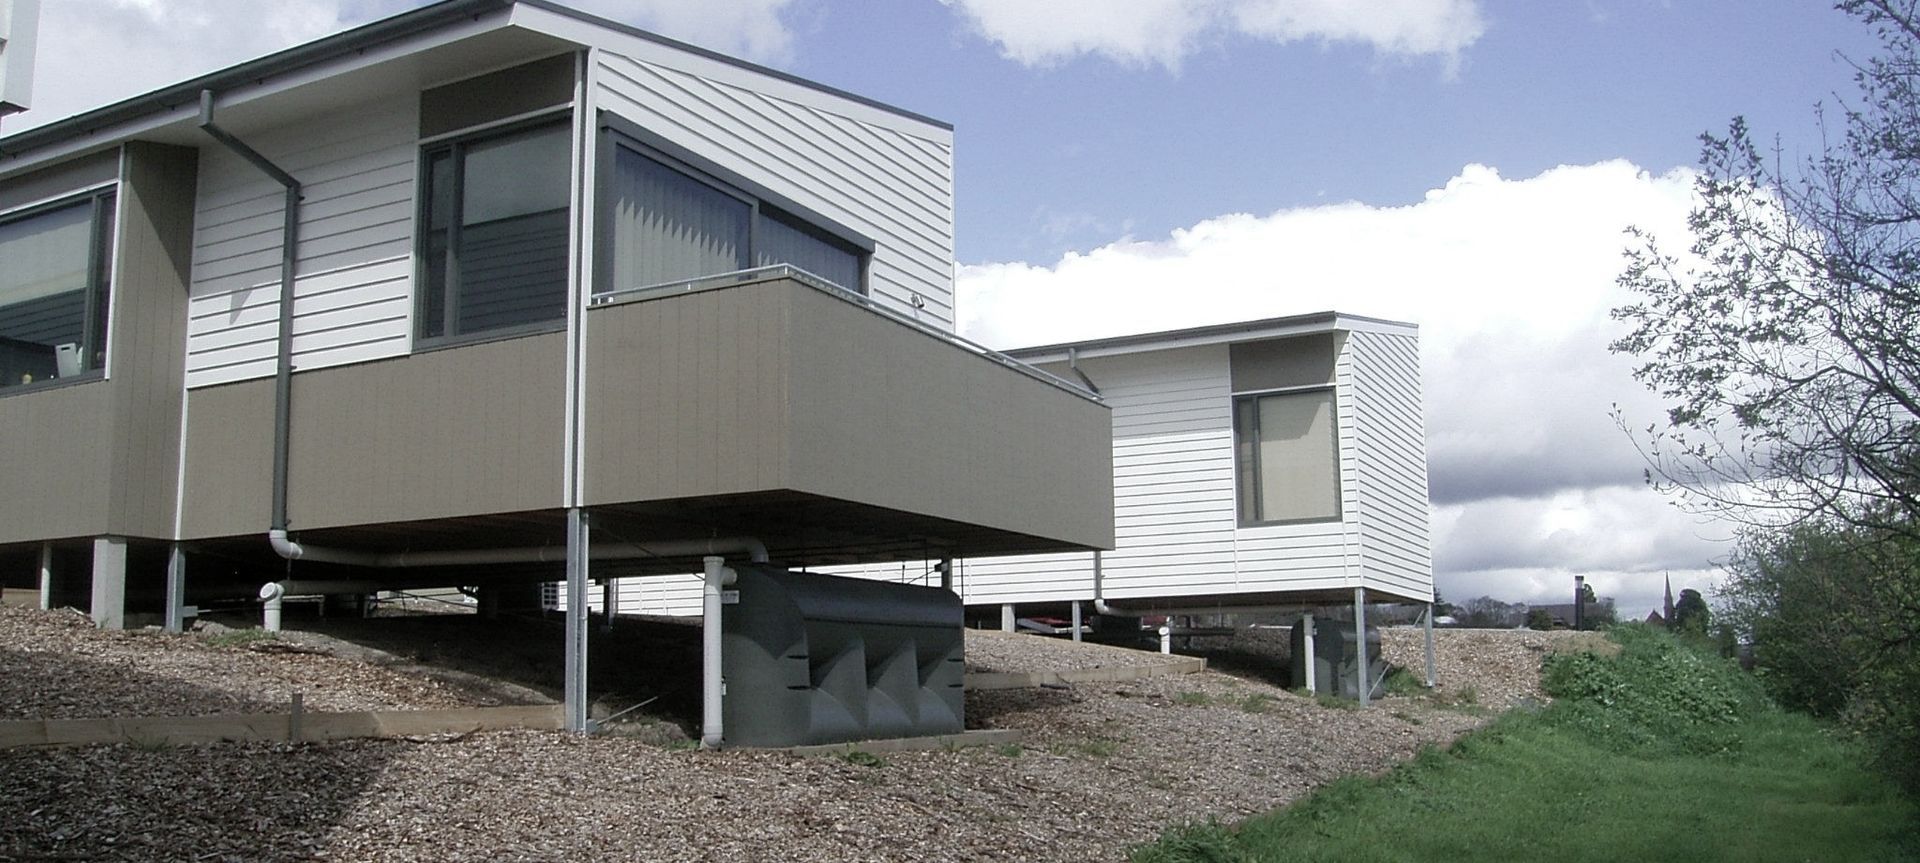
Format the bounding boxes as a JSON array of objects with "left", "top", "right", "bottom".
[
  {"left": 1233, "top": 385, "right": 1343, "bottom": 527},
  {"left": 595, "top": 119, "right": 872, "bottom": 298},
  {"left": 0, "top": 186, "right": 116, "bottom": 394},
  {"left": 413, "top": 115, "right": 574, "bottom": 347}
]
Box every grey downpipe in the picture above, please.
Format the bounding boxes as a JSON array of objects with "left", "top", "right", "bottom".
[
  {"left": 197, "top": 90, "right": 301, "bottom": 539},
  {"left": 1092, "top": 550, "right": 1121, "bottom": 616}
]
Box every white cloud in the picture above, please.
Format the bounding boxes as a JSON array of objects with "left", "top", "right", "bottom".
[
  {"left": 955, "top": 160, "right": 1722, "bottom": 616},
  {"left": 941, "top": 0, "right": 1484, "bottom": 70},
  {"left": 569, "top": 0, "right": 800, "bottom": 64},
  {"left": 1, "top": 0, "right": 803, "bottom": 134},
  {"left": 4, "top": 0, "right": 351, "bottom": 131}
]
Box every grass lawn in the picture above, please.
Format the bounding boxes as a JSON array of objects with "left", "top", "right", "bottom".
[{"left": 1134, "top": 629, "right": 1919, "bottom": 863}]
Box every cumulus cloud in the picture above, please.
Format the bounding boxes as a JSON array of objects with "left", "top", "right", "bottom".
[
  {"left": 941, "top": 0, "right": 1485, "bottom": 70},
  {"left": 956, "top": 161, "right": 1717, "bottom": 615},
  {"left": 570, "top": 0, "right": 801, "bottom": 64},
  {"left": 1, "top": 0, "right": 802, "bottom": 134}
]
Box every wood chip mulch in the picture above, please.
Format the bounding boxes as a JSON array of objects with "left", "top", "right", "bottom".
[{"left": 0, "top": 605, "right": 1598, "bottom": 862}]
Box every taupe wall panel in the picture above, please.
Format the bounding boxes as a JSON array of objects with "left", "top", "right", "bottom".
[
  {"left": 105, "top": 143, "right": 198, "bottom": 538},
  {"left": 783, "top": 287, "right": 1113, "bottom": 551},
  {"left": 583, "top": 287, "right": 792, "bottom": 504},
  {"left": 181, "top": 333, "right": 566, "bottom": 539},
  {"left": 179, "top": 379, "right": 275, "bottom": 540},
  {"left": 287, "top": 332, "right": 567, "bottom": 531},
  {"left": 0, "top": 384, "right": 113, "bottom": 544},
  {"left": 582, "top": 279, "right": 1112, "bottom": 551}
]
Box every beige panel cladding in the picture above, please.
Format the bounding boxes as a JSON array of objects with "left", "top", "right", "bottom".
[
  {"left": 181, "top": 333, "right": 567, "bottom": 539},
  {"left": 583, "top": 287, "right": 792, "bottom": 504},
  {"left": 179, "top": 379, "right": 275, "bottom": 540},
  {"left": 582, "top": 278, "right": 1113, "bottom": 551},
  {"left": 0, "top": 383, "right": 113, "bottom": 544},
  {"left": 105, "top": 143, "right": 197, "bottom": 539},
  {"left": 784, "top": 287, "right": 1114, "bottom": 551}
]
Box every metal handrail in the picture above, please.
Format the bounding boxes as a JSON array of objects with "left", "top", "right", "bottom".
[{"left": 589, "top": 264, "right": 1103, "bottom": 403}]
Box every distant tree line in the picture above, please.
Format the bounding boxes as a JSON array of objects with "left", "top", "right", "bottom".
[{"left": 1612, "top": 0, "right": 1920, "bottom": 792}]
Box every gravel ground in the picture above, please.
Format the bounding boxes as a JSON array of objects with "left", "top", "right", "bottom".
[
  {"left": 964, "top": 630, "right": 1175, "bottom": 672},
  {"left": 0, "top": 607, "right": 1599, "bottom": 862}
]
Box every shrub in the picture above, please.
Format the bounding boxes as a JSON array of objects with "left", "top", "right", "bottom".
[{"left": 1540, "top": 623, "right": 1764, "bottom": 754}]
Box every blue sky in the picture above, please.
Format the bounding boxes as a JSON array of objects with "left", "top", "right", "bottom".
[{"left": 5, "top": 0, "right": 1887, "bottom": 618}]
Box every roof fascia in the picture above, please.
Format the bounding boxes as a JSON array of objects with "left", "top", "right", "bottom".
[
  {"left": 1007, "top": 311, "right": 1418, "bottom": 364},
  {"left": 0, "top": 0, "right": 520, "bottom": 176},
  {"left": 509, "top": 2, "right": 953, "bottom": 145}
]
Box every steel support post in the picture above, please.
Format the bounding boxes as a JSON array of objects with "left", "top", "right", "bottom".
[
  {"left": 1354, "top": 587, "right": 1369, "bottom": 707},
  {"left": 563, "top": 508, "right": 590, "bottom": 732},
  {"left": 1071, "top": 601, "right": 1083, "bottom": 643},
  {"left": 600, "top": 577, "right": 615, "bottom": 633},
  {"left": 1424, "top": 602, "right": 1437, "bottom": 688},
  {"left": 164, "top": 544, "right": 187, "bottom": 634},
  {"left": 1000, "top": 603, "right": 1015, "bottom": 633}
]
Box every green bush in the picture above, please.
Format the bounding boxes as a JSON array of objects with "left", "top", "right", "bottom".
[{"left": 1540, "top": 623, "right": 1764, "bottom": 754}]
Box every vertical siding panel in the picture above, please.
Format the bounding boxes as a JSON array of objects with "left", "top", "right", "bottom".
[{"left": 1349, "top": 330, "right": 1434, "bottom": 600}]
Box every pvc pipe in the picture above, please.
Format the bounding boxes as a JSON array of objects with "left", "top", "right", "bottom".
[
  {"left": 259, "top": 582, "right": 285, "bottom": 632},
  {"left": 36, "top": 543, "right": 51, "bottom": 611},
  {"left": 700, "top": 555, "right": 736, "bottom": 749},
  {"left": 268, "top": 528, "right": 768, "bottom": 569},
  {"left": 1158, "top": 624, "right": 1172, "bottom": 655},
  {"left": 1302, "top": 613, "right": 1317, "bottom": 694}
]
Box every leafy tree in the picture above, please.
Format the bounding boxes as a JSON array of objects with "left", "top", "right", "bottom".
[
  {"left": 1612, "top": 1, "right": 1920, "bottom": 791},
  {"left": 1612, "top": 0, "right": 1920, "bottom": 539},
  {"left": 1459, "top": 595, "right": 1523, "bottom": 628},
  {"left": 1526, "top": 609, "right": 1556, "bottom": 632},
  {"left": 1672, "top": 588, "right": 1711, "bottom": 636}
]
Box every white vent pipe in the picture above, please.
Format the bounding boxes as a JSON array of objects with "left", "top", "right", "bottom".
[{"left": 701, "top": 555, "right": 737, "bottom": 749}]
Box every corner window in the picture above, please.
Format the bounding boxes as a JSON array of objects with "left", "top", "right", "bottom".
[
  {"left": 1234, "top": 388, "right": 1340, "bottom": 524},
  {"left": 605, "top": 140, "right": 865, "bottom": 295},
  {"left": 0, "top": 190, "right": 115, "bottom": 390},
  {"left": 417, "top": 121, "right": 571, "bottom": 341}
]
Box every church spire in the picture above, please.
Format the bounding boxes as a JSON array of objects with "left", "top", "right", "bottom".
[{"left": 1663, "top": 572, "right": 1675, "bottom": 628}]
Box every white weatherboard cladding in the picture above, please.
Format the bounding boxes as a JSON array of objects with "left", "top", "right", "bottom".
[
  {"left": 1347, "top": 330, "right": 1433, "bottom": 599},
  {"left": 186, "top": 95, "right": 418, "bottom": 388},
  {"left": 595, "top": 51, "right": 955, "bottom": 329}
]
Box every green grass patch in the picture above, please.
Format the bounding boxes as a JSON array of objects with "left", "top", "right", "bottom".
[
  {"left": 1176, "top": 691, "right": 1217, "bottom": 707},
  {"left": 202, "top": 628, "right": 277, "bottom": 649},
  {"left": 837, "top": 749, "right": 884, "bottom": 768},
  {"left": 1132, "top": 626, "right": 1918, "bottom": 863}
]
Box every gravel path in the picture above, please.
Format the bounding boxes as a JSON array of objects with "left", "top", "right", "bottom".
[{"left": 0, "top": 607, "right": 1594, "bottom": 862}]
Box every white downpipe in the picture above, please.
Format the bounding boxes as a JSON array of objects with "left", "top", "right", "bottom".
[
  {"left": 259, "top": 582, "right": 285, "bottom": 632},
  {"left": 1091, "top": 550, "right": 1122, "bottom": 616},
  {"left": 1302, "top": 613, "right": 1317, "bottom": 694},
  {"left": 701, "top": 555, "right": 737, "bottom": 749}
]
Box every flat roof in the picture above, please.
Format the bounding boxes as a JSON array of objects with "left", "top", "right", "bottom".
[
  {"left": 1006, "top": 311, "right": 1418, "bottom": 362},
  {"left": 0, "top": 0, "right": 948, "bottom": 160}
]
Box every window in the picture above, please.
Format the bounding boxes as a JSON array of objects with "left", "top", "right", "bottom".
[
  {"left": 0, "top": 190, "right": 114, "bottom": 390},
  {"left": 1234, "top": 388, "right": 1340, "bottom": 524},
  {"left": 417, "top": 121, "right": 571, "bottom": 341},
  {"left": 605, "top": 140, "right": 865, "bottom": 295}
]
